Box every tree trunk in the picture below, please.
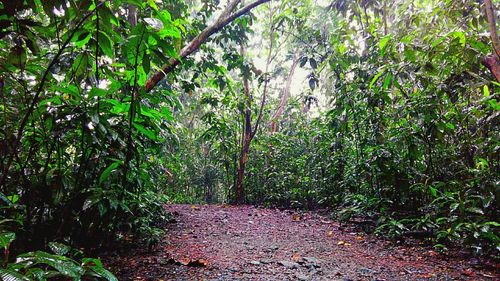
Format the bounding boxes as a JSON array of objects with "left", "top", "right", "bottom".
[
  {"left": 234, "top": 63, "right": 252, "bottom": 204},
  {"left": 483, "top": 0, "right": 500, "bottom": 83},
  {"left": 235, "top": 125, "right": 251, "bottom": 204},
  {"left": 482, "top": 54, "right": 500, "bottom": 83},
  {"left": 128, "top": 4, "right": 137, "bottom": 26},
  {"left": 270, "top": 56, "right": 299, "bottom": 132},
  {"left": 233, "top": 1, "right": 274, "bottom": 204}
]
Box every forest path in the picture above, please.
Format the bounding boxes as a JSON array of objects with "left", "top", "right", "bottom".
[{"left": 105, "top": 204, "right": 496, "bottom": 280}]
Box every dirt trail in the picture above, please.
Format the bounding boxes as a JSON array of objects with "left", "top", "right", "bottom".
[{"left": 105, "top": 204, "right": 498, "bottom": 280}]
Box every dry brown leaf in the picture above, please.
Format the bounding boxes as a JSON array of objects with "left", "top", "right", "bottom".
[
  {"left": 178, "top": 258, "right": 191, "bottom": 265},
  {"left": 337, "top": 241, "right": 351, "bottom": 246},
  {"left": 191, "top": 205, "right": 200, "bottom": 210},
  {"left": 193, "top": 259, "right": 209, "bottom": 267},
  {"left": 292, "top": 214, "right": 301, "bottom": 221},
  {"left": 291, "top": 253, "right": 301, "bottom": 262},
  {"left": 326, "top": 231, "right": 334, "bottom": 237},
  {"left": 462, "top": 269, "right": 475, "bottom": 277}
]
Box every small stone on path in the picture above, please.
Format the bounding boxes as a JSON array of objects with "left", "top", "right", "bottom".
[{"left": 279, "top": 260, "right": 299, "bottom": 269}]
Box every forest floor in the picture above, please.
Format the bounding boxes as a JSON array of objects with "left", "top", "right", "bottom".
[{"left": 103, "top": 204, "right": 498, "bottom": 280}]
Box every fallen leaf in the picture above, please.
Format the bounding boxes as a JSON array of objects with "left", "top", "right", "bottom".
[
  {"left": 337, "top": 241, "right": 351, "bottom": 246},
  {"left": 356, "top": 236, "right": 364, "bottom": 240},
  {"left": 178, "top": 257, "right": 191, "bottom": 265},
  {"left": 170, "top": 257, "right": 209, "bottom": 267},
  {"left": 462, "top": 269, "right": 475, "bottom": 277},
  {"left": 191, "top": 205, "right": 200, "bottom": 210},
  {"left": 192, "top": 259, "right": 209, "bottom": 267},
  {"left": 292, "top": 214, "right": 301, "bottom": 221},
  {"left": 291, "top": 252, "right": 302, "bottom": 262},
  {"left": 326, "top": 231, "right": 334, "bottom": 237}
]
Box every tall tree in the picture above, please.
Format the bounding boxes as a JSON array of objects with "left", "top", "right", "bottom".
[{"left": 233, "top": 1, "right": 275, "bottom": 204}]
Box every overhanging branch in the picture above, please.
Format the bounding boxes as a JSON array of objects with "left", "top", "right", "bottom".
[{"left": 145, "top": 0, "right": 271, "bottom": 92}]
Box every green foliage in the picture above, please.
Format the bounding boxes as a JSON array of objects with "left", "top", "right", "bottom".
[
  {"left": 0, "top": 224, "right": 115, "bottom": 280},
  {"left": 171, "top": 0, "right": 499, "bottom": 257},
  {"left": 2, "top": 250, "right": 117, "bottom": 280}
]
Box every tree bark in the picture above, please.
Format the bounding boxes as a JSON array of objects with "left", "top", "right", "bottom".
[
  {"left": 484, "top": 0, "right": 500, "bottom": 58},
  {"left": 482, "top": 55, "right": 500, "bottom": 82},
  {"left": 235, "top": 67, "right": 252, "bottom": 204},
  {"left": 128, "top": 4, "right": 137, "bottom": 26},
  {"left": 270, "top": 56, "right": 299, "bottom": 132},
  {"left": 144, "top": 0, "right": 271, "bottom": 92},
  {"left": 382, "top": 0, "right": 387, "bottom": 35},
  {"left": 483, "top": 0, "right": 500, "bottom": 82}
]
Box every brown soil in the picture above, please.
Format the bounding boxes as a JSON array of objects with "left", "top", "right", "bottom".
[{"left": 103, "top": 204, "right": 499, "bottom": 280}]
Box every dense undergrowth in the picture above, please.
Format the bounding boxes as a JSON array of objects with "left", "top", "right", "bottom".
[{"left": 166, "top": 1, "right": 499, "bottom": 256}]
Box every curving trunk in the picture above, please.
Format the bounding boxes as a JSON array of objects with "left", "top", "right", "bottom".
[{"left": 270, "top": 56, "right": 299, "bottom": 132}]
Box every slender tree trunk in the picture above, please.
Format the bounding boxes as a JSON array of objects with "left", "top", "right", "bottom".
[
  {"left": 383, "top": 0, "right": 388, "bottom": 35},
  {"left": 128, "top": 4, "right": 137, "bottom": 26},
  {"left": 235, "top": 77, "right": 252, "bottom": 203},
  {"left": 271, "top": 56, "right": 299, "bottom": 132},
  {"left": 233, "top": 1, "right": 274, "bottom": 204}
]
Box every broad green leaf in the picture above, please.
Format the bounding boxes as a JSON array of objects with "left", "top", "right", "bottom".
[
  {"left": 383, "top": 73, "right": 392, "bottom": 90},
  {"left": 0, "top": 269, "right": 27, "bottom": 281},
  {"left": 483, "top": 85, "right": 490, "bottom": 97},
  {"left": 17, "top": 251, "right": 84, "bottom": 278},
  {"left": 86, "top": 263, "right": 117, "bottom": 281},
  {"left": 0, "top": 232, "right": 15, "bottom": 248},
  {"left": 449, "top": 31, "right": 466, "bottom": 47},
  {"left": 48, "top": 242, "right": 70, "bottom": 256},
  {"left": 72, "top": 53, "right": 88, "bottom": 77},
  {"left": 99, "top": 161, "right": 123, "bottom": 184},
  {"left": 73, "top": 32, "right": 92, "bottom": 48},
  {"left": 445, "top": 123, "right": 455, "bottom": 130},
  {"left": 133, "top": 123, "right": 157, "bottom": 140},
  {"left": 89, "top": 87, "right": 107, "bottom": 98},
  {"left": 369, "top": 70, "right": 385, "bottom": 89},
  {"left": 379, "top": 35, "right": 391, "bottom": 52},
  {"left": 98, "top": 31, "right": 114, "bottom": 58},
  {"left": 429, "top": 186, "right": 437, "bottom": 197}
]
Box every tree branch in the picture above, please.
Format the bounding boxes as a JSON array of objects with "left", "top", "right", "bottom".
[
  {"left": 484, "top": 0, "right": 500, "bottom": 58},
  {"left": 270, "top": 56, "right": 299, "bottom": 132},
  {"left": 251, "top": 0, "right": 274, "bottom": 139},
  {"left": 483, "top": 0, "right": 500, "bottom": 82},
  {"left": 144, "top": 0, "right": 271, "bottom": 92}
]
